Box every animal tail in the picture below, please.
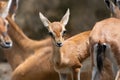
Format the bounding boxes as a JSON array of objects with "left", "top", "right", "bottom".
[{"left": 96, "top": 42, "right": 106, "bottom": 73}]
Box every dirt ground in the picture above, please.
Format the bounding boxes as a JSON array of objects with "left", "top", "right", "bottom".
[{"left": 0, "top": 63, "right": 12, "bottom": 80}]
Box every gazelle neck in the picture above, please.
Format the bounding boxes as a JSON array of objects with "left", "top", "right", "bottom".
[
  {"left": 6, "top": 15, "right": 29, "bottom": 44},
  {"left": 3, "top": 16, "right": 54, "bottom": 70},
  {"left": 6, "top": 16, "right": 29, "bottom": 47},
  {"left": 52, "top": 40, "right": 61, "bottom": 66}
]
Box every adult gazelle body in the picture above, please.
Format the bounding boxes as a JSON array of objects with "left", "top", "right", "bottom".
[{"left": 90, "top": 0, "right": 120, "bottom": 80}]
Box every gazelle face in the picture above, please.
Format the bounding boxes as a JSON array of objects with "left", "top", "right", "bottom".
[
  {"left": 0, "top": 0, "right": 12, "bottom": 48},
  {"left": 39, "top": 9, "right": 70, "bottom": 47},
  {"left": 48, "top": 22, "right": 66, "bottom": 47},
  {"left": 0, "top": 17, "right": 12, "bottom": 48}
]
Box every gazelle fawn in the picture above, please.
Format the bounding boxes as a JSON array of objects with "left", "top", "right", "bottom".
[
  {"left": 39, "top": 9, "right": 92, "bottom": 80},
  {"left": 89, "top": 0, "right": 120, "bottom": 80}
]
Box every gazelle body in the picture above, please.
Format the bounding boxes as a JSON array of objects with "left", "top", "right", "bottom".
[
  {"left": 40, "top": 6, "right": 115, "bottom": 80},
  {"left": 6, "top": 1, "right": 114, "bottom": 80},
  {"left": 5, "top": 16, "right": 59, "bottom": 80},
  {"left": 7, "top": 8, "right": 91, "bottom": 80},
  {"left": 3, "top": 0, "right": 114, "bottom": 80},
  {"left": 0, "top": 0, "right": 12, "bottom": 48},
  {"left": 90, "top": 0, "right": 120, "bottom": 80},
  {"left": 54, "top": 31, "right": 90, "bottom": 80},
  {"left": 39, "top": 9, "right": 91, "bottom": 80},
  {"left": 1, "top": 1, "right": 59, "bottom": 80}
]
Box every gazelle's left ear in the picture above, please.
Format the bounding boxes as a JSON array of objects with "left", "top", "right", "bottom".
[
  {"left": 60, "top": 8, "right": 70, "bottom": 26},
  {"left": 0, "top": 0, "right": 12, "bottom": 18},
  {"left": 39, "top": 12, "right": 51, "bottom": 27}
]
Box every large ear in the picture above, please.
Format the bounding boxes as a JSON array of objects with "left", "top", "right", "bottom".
[
  {"left": 9, "top": 0, "right": 19, "bottom": 16},
  {"left": 104, "top": 0, "right": 116, "bottom": 12},
  {"left": 116, "top": 0, "right": 120, "bottom": 8},
  {"left": 9, "top": 0, "right": 19, "bottom": 20},
  {"left": 60, "top": 8, "right": 70, "bottom": 26},
  {"left": 0, "top": 0, "right": 12, "bottom": 18},
  {"left": 39, "top": 12, "right": 51, "bottom": 27}
]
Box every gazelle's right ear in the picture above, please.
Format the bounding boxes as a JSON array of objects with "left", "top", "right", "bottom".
[
  {"left": 104, "top": 0, "right": 116, "bottom": 12},
  {"left": 39, "top": 12, "right": 51, "bottom": 27},
  {"left": 60, "top": 8, "right": 70, "bottom": 26}
]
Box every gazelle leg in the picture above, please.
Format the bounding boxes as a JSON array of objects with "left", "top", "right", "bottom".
[
  {"left": 115, "top": 70, "right": 120, "bottom": 80},
  {"left": 91, "top": 44, "right": 100, "bottom": 80},
  {"left": 72, "top": 68, "right": 80, "bottom": 80},
  {"left": 59, "top": 73, "right": 67, "bottom": 80},
  {"left": 105, "top": 44, "right": 118, "bottom": 77},
  {"left": 111, "top": 64, "right": 119, "bottom": 77},
  {"left": 91, "top": 66, "right": 98, "bottom": 80}
]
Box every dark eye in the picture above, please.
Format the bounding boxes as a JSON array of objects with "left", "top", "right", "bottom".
[
  {"left": 48, "top": 32, "right": 53, "bottom": 37},
  {"left": 4, "top": 20, "right": 9, "bottom": 27},
  {"left": 63, "top": 30, "right": 67, "bottom": 34}
]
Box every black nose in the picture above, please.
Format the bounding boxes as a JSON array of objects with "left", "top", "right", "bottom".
[
  {"left": 5, "top": 42, "right": 11, "bottom": 45},
  {"left": 56, "top": 42, "right": 62, "bottom": 47},
  {"left": 5, "top": 42, "right": 10, "bottom": 45},
  {"left": 5, "top": 41, "right": 12, "bottom": 47}
]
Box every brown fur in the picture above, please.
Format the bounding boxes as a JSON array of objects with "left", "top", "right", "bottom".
[
  {"left": 90, "top": 0, "right": 120, "bottom": 79},
  {"left": 51, "top": 27, "right": 114, "bottom": 80},
  {"left": 40, "top": 8, "right": 114, "bottom": 80},
  {"left": 52, "top": 31, "right": 91, "bottom": 80},
  {"left": 49, "top": 22, "right": 62, "bottom": 37},
  {"left": 1, "top": 1, "right": 114, "bottom": 80},
  {"left": 4, "top": 16, "right": 59, "bottom": 80},
  {"left": 90, "top": 17, "right": 120, "bottom": 80},
  {"left": 4, "top": 16, "right": 114, "bottom": 80},
  {"left": 40, "top": 9, "right": 92, "bottom": 80},
  {"left": 90, "top": 18, "right": 120, "bottom": 64}
]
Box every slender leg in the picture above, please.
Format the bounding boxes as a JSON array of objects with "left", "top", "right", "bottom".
[
  {"left": 59, "top": 73, "right": 67, "bottom": 80},
  {"left": 91, "top": 67, "right": 98, "bottom": 80},
  {"left": 78, "top": 69, "right": 81, "bottom": 80},
  {"left": 115, "top": 70, "right": 120, "bottom": 80},
  {"left": 111, "top": 64, "right": 119, "bottom": 77},
  {"left": 91, "top": 44, "right": 100, "bottom": 80},
  {"left": 72, "top": 68, "right": 80, "bottom": 80},
  {"left": 105, "top": 45, "right": 118, "bottom": 77}
]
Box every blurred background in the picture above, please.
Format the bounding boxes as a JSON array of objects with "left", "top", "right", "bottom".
[
  {"left": 15, "top": 0, "right": 110, "bottom": 39},
  {"left": 0, "top": 0, "right": 112, "bottom": 80}
]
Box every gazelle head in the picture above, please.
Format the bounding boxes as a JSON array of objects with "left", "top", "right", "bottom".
[
  {"left": 0, "top": 0, "right": 12, "bottom": 48},
  {"left": 0, "top": 17, "right": 12, "bottom": 48},
  {"left": 39, "top": 9, "right": 70, "bottom": 47},
  {"left": 104, "top": 0, "right": 120, "bottom": 18}
]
